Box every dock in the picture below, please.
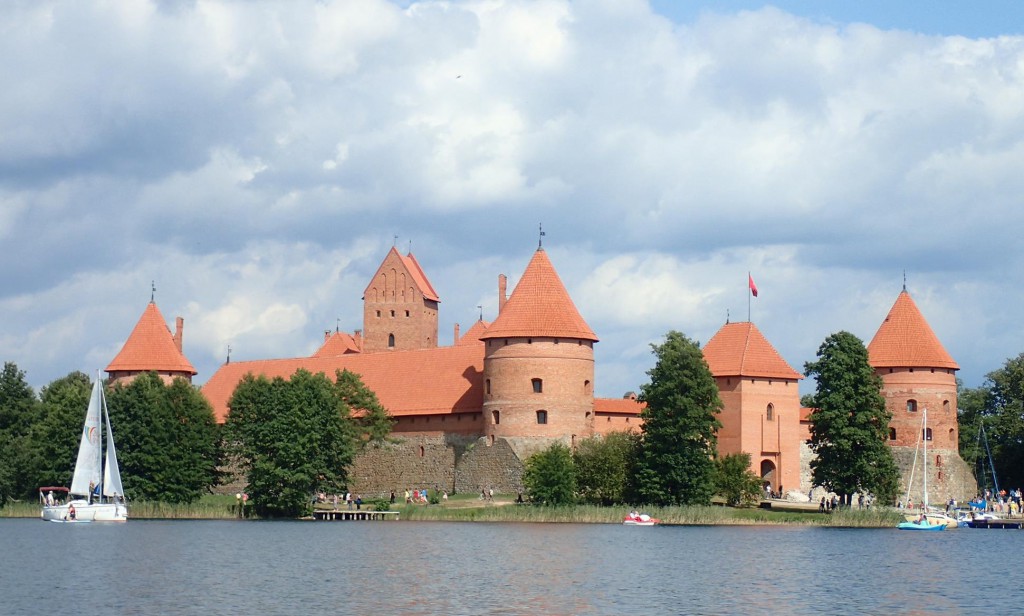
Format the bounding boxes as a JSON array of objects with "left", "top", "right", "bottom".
[
  {"left": 964, "top": 518, "right": 1023, "bottom": 529},
  {"left": 311, "top": 509, "right": 401, "bottom": 521}
]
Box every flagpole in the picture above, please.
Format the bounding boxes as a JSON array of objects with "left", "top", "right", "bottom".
[{"left": 747, "top": 271, "right": 751, "bottom": 322}]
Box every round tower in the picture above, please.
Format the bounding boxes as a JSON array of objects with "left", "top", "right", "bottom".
[
  {"left": 480, "top": 248, "right": 597, "bottom": 448},
  {"left": 867, "top": 289, "right": 976, "bottom": 502}
]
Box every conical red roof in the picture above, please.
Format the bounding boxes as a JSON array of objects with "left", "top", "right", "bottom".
[
  {"left": 703, "top": 321, "right": 802, "bottom": 380},
  {"left": 867, "top": 290, "right": 958, "bottom": 369},
  {"left": 105, "top": 302, "right": 197, "bottom": 375},
  {"left": 481, "top": 249, "right": 598, "bottom": 341}
]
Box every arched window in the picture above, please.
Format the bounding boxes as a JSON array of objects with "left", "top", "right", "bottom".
[
  {"left": 492, "top": 410, "right": 500, "bottom": 425},
  {"left": 766, "top": 403, "right": 775, "bottom": 421},
  {"left": 949, "top": 428, "right": 955, "bottom": 443},
  {"left": 536, "top": 410, "right": 548, "bottom": 424},
  {"left": 943, "top": 400, "right": 951, "bottom": 413},
  {"left": 922, "top": 427, "right": 932, "bottom": 441},
  {"left": 532, "top": 378, "right": 543, "bottom": 394},
  {"left": 485, "top": 379, "right": 491, "bottom": 395},
  {"left": 388, "top": 333, "right": 395, "bottom": 348},
  {"left": 889, "top": 428, "right": 897, "bottom": 441},
  {"left": 419, "top": 446, "right": 424, "bottom": 457},
  {"left": 936, "top": 455, "right": 943, "bottom": 467},
  {"left": 907, "top": 399, "right": 918, "bottom": 413},
  {"left": 584, "top": 380, "right": 592, "bottom": 394}
]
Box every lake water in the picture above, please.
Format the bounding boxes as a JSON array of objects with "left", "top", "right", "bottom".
[{"left": 1, "top": 518, "right": 1020, "bottom": 615}]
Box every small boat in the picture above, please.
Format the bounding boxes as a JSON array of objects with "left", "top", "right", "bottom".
[
  {"left": 623, "top": 512, "right": 659, "bottom": 526},
  {"left": 40, "top": 374, "right": 128, "bottom": 523},
  {"left": 897, "top": 407, "right": 943, "bottom": 532},
  {"left": 897, "top": 516, "right": 946, "bottom": 531}
]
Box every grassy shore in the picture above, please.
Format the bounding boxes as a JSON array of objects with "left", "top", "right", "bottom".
[{"left": 3, "top": 493, "right": 903, "bottom": 527}]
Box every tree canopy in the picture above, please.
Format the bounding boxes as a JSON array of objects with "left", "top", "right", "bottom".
[
  {"left": 573, "top": 431, "right": 638, "bottom": 506},
  {"left": 715, "top": 453, "right": 763, "bottom": 507},
  {"left": 0, "top": 362, "right": 40, "bottom": 503},
  {"left": 804, "top": 331, "right": 900, "bottom": 505},
  {"left": 107, "top": 372, "right": 220, "bottom": 503},
  {"left": 958, "top": 354, "right": 1024, "bottom": 490},
  {"left": 632, "top": 331, "right": 722, "bottom": 506},
  {"left": 226, "top": 369, "right": 373, "bottom": 517},
  {"left": 522, "top": 442, "right": 577, "bottom": 505}
]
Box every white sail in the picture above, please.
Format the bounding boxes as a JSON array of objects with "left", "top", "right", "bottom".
[
  {"left": 102, "top": 393, "right": 124, "bottom": 498},
  {"left": 69, "top": 378, "right": 104, "bottom": 496}
]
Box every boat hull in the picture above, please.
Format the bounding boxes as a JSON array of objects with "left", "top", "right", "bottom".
[
  {"left": 41, "top": 500, "right": 127, "bottom": 523},
  {"left": 896, "top": 520, "right": 945, "bottom": 531}
]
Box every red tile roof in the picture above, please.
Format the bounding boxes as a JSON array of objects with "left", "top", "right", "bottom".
[
  {"left": 867, "top": 290, "right": 959, "bottom": 369},
  {"left": 201, "top": 344, "right": 484, "bottom": 423},
  {"left": 703, "top": 321, "right": 802, "bottom": 380},
  {"left": 481, "top": 249, "right": 598, "bottom": 341},
  {"left": 456, "top": 320, "right": 490, "bottom": 346},
  {"left": 594, "top": 397, "right": 644, "bottom": 415},
  {"left": 401, "top": 251, "right": 440, "bottom": 302},
  {"left": 105, "top": 302, "right": 197, "bottom": 375},
  {"left": 312, "top": 332, "right": 361, "bottom": 357}
]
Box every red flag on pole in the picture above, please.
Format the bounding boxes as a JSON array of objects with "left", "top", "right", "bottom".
[{"left": 748, "top": 274, "right": 758, "bottom": 297}]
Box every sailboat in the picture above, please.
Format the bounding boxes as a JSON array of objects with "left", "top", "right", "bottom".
[
  {"left": 897, "top": 407, "right": 945, "bottom": 531},
  {"left": 40, "top": 374, "right": 128, "bottom": 523}
]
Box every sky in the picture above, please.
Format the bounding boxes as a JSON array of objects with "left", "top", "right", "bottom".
[{"left": 3, "top": 0, "right": 1024, "bottom": 401}]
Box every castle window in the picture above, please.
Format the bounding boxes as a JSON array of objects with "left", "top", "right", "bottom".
[
  {"left": 949, "top": 428, "right": 955, "bottom": 442},
  {"left": 390, "top": 310, "right": 395, "bottom": 317},
  {"left": 907, "top": 399, "right": 918, "bottom": 413},
  {"left": 419, "top": 446, "right": 424, "bottom": 457},
  {"left": 936, "top": 455, "right": 942, "bottom": 467},
  {"left": 532, "top": 378, "right": 543, "bottom": 393},
  {"left": 943, "top": 400, "right": 951, "bottom": 413},
  {"left": 485, "top": 379, "right": 491, "bottom": 395},
  {"left": 388, "top": 334, "right": 395, "bottom": 348},
  {"left": 766, "top": 403, "right": 774, "bottom": 421},
  {"left": 492, "top": 410, "right": 500, "bottom": 425},
  {"left": 536, "top": 410, "right": 548, "bottom": 424},
  {"left": 528, "top": 338, "right": 532, "bottom": 344},
  {"left": 376, "top": 310, "right": 381, "bottom": 318},
  {"left": 405, "top": 310, "right": 410, "bottom": 317},
  {"left": 889, "top": 428, "right": 897, "bottom": 441},
  {"left": 584, "top": 380, "right": 592, "bottom": 394},
  {"left": 922, "top": 427, "right": 932, "bottom": 441}
]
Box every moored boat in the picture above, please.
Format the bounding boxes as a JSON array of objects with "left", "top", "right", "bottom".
[
  {"left": 623, "top": 511, "right": 659, "bottom": 526},
  {"left": 40, "top": 374, "right": 128, "bottom": 523}
]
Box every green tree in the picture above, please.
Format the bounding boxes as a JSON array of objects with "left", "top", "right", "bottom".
[
  {"left": 973, "top": 354, "right": 1024, "bottom": 489},
  {"left": 522, "top": 442, "right": 576, "bottom": 505},
  {"left": 632, "top": 331, "right": 722, "bottom": 506},
  {"left": 31, "top": 371, "right": 93, "bottom": 491},
  {"left": 0, "top": 362, "right": 41, "bottom": 502},
  {"left": 804, "top": 331, "right": 900, "bottom": 505},
  {"left": 226, "top": 369, "right": 358, "bottom": 517},
  {"left": 334, "top": 369, "right": 394, "bottom": 445},
  {"left": 715, "top": 453, "right": 763, "bottom": 506},
  {"left": 573, "top": 431, "right": 637, "bottom": 505},
  {"left": 107, "top": 372, "right": 220, "bottom": 503}
]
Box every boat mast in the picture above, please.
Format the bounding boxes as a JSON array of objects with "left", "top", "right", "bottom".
[{"left": 922, "top": 407, "right": 928, "bottom": 511}]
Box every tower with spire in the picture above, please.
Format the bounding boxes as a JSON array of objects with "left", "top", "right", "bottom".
[
  {"left": 479, "top": 248, "right": 598, "bottom": 453},
  {"left": 867, "top": 288, "right": 976, "bottom": 503},
  {"left": 703, "top": 321, "right": 803, "bottom": 495},
  {"left": 106, "top": 300, "right": 197, "bottom": 386}
]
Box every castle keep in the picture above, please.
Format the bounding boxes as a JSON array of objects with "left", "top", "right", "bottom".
[{"left": 108, "top": 245, "right": 975, "bottom": 501}]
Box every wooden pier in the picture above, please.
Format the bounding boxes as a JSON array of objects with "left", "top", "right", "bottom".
[
  {"left": 964, "top": 518, "right": 1023, "bottom": 529},
  {"left": 311, "top": 509, "right": 401, "bottom": 521}
]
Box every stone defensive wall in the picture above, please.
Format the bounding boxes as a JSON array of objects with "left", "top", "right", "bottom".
[{"left": 347, "top": 433, "right": 530, "bottom": 497}]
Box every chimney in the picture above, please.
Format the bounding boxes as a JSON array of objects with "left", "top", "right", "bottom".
[
  {"left": 354, "top": 329, "right": 362, "bottom": 351},
  {"left": 324, "top": 330, "right": 331, "bottom": 343},
  {"left": 454, "top": 322, "right": 460, "bottom": 343},
  {"left": 174, "top": 317, "right": 184, "bottom": 353},
  {"left": 498, "top": 274, "right": 507, "bottom": 313}
]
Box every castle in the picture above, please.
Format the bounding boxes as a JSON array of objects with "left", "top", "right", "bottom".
[{"left": 106, "top": 245, "right": 976, "bottom": 502}]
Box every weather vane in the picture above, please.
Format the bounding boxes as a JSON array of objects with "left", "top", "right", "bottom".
[
  {"left": 151, "top": 280, "right": 156, "bottom": 303},
  {"left": 538, "top": 223, "right": 545, "bottom": 248},
  {"left": 478, "top": 305, "right": 483, "bottom": 321}
]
